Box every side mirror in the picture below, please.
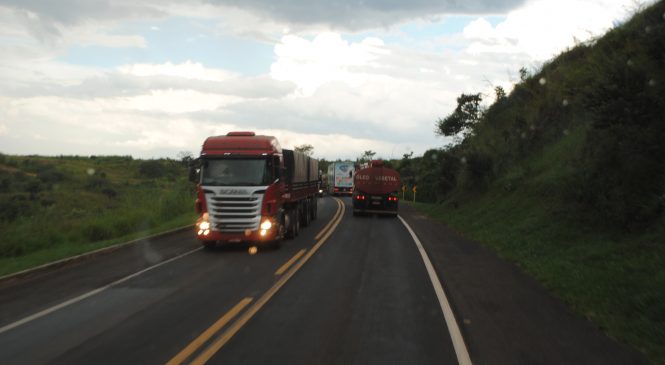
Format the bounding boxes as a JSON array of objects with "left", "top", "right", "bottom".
[{"left": 188, "top": 158, "right": 201, "bottom": 183}]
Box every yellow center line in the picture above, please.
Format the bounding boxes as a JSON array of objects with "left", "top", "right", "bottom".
[
  {"left": 274, "top": 249, "right": 307, "bottom": 276},
  {"left": 314, "top": 198, "right": 343, "bottom": 240},
  {"left": 166, "top": 297, "right": 253, "bottom": 365},
  {"left": 189, "top": 197, "right": 346, "bottom": 365}
]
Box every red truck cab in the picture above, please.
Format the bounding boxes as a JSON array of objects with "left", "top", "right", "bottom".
[{"left": 191, "top": 131, "right": 318, "bottom": 248}]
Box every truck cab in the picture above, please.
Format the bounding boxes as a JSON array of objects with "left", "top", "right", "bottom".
[{"left": 191, "top": 132, "right": 319, "bottom": 249}]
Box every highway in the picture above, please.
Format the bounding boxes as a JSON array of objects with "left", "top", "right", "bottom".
[{"left": 0, "top": 196, "right": 647, "bottom": 365}]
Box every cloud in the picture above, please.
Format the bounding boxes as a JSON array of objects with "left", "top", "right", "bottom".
[
  {"left": 1, "top": 0, "right": 528, "bottom": 45},
  {"left": 271, "top": 33, "right": 386, "bottom": 95},
  {"left": 0, "top": 0, "right": 165, "bottom": 26},
  {"left": 0, "top": 0, "right": 647, "bottom": 161},
  {"left": 461, "top": 0, "right": 636, "bottom": 60},
  {"left": 206, "top": 0, "right": 527, "bottom": 31}
]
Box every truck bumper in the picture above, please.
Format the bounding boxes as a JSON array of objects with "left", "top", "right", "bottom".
[{"left": 196, "top": 228, "right": 279, "bottom": 246}]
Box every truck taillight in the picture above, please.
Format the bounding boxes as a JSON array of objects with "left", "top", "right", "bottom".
[{"left": 355, "top": 195, "right": 365, "bottom": 200}]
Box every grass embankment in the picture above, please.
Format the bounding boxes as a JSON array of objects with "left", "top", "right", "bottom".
[
  {"left": 0, "top": 155, "right": 197, "bottom": 277},
  {"left": 407, "top": 132, "right": 665, "bottom": 363},
  {"left": 396, "top": 2, "right": 665, "bottom": 362}
]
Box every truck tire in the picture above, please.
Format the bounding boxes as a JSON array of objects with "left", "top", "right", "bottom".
[
  {"left": 311, "top": 198, "right": 318, "bottom": 220},
  {"left": 285, "top": 210, "right": 299, "bottom": 239},
  {"left": 302, "top": 201, "right": 311, "bottom": 227},
  {"left": 294, "top": 210, "right": 301, "bottom": 236}
]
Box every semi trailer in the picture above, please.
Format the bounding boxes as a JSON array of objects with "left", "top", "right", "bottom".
[{"left": 190, "top": 131, "right": 319, "bottom": 248}]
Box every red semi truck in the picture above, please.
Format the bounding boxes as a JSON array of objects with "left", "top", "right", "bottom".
[
  {"left": 190, "top": 132, "right": 319, "bottom": 248},
  {"left": 352, "top": 160, "right": 401, "bottom": 217}
]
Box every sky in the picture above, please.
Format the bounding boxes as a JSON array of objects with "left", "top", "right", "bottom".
[{"left": 0, "top": 0, "right": 645, "bottom": 161}]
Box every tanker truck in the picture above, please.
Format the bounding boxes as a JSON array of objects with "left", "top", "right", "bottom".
[
  {"left": 352, "top": 160, "right": 400, "bottom": 217},
  {"left": 190, "top": 131, "right": 319, "bottom": 248}
]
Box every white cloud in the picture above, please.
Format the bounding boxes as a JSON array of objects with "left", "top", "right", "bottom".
[
  {"left": 120, "top": 89, "right": 239, "bottom": 113},
  {"left": 118, "top": 61, "right": 235, "bottom": 81},
  {"left": 463, "top": 0, "right": 635, "bottom": 59},
  {"left": 271, "top": 33, "right": 386, "bottom": 95},
  {"left": 0, "top": 0, "right": 651, "bottom": 160}
]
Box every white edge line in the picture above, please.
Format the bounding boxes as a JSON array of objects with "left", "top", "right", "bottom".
[
  {"left": 0, "top": 224, "right": 195, "bottom": 282},
  {"left": 0, "top": 247, "right": 202, "bottom": 335},
  {"left": 398, "top": 215, "right": 473, "bottom": 365}
]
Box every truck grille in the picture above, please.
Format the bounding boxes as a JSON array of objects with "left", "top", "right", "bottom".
[{"left": 204, "top": 187, "right": 265, "bottom": 233}]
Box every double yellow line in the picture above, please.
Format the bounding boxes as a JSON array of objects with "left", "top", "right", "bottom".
[{"left": 167, "top": 197, "right": 345, "bottom": 365}]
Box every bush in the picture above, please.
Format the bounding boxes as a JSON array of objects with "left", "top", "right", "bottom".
[
  {"left": 37, "top": 167, "right": 66, "bottom": 184},
  {"left": 139, "top": 160, "right": 166, "bottom": 179},
  {"left": 85, "top": 175, "right": 108, "bottom": 190},
  {"left": 462, "top": 150, "right": 494, "bottom": 189},
  {"left": 82, "top": 222, "right": 114, "bottom": 242}
]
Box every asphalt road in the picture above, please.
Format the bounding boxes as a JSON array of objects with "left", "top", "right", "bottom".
[{"left": 0, "top": 196, "right": 647, "bottom": 365}]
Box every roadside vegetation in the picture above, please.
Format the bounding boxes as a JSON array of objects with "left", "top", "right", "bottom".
[
  {"left": 0, "top": 154, "right": 196, "bottom": 277},
  {"left": 398, "top": 2, "right": 665, "bottom": 363}
]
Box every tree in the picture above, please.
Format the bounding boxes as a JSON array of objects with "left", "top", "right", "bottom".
[
  {"left": 495, "top": 86, "right": 506, "bottom": 100},
  {"left": 436, "top": 93, "right": 483, "bottom": 137},
  {"left": 357, "top": 150, "right": 376, "bottom": 164},
  {"left": 294, "top": 144, "right": 314, "bottom": 156},
  {"left": 177, "top": 151, "right": 194, "bottom": 167}
]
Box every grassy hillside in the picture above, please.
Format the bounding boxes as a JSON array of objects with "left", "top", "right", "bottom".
[
  {"left": 401, "top": 2, "right": 665, "bottom": 363},
  {"left": 0, "top": 154, "right": 197, "bottom": 276}
]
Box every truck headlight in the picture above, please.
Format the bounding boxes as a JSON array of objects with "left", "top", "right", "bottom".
[
  {"left": 199, "top": 221, "right": 210, "bottom": 231},
  {"left": 260, "top": 219, "right": 272, "bottom": 230}
]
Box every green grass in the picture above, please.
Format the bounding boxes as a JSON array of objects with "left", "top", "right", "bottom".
[
  {"left": 0, "top": 211, "right": 196, "bottom": 277},
  {"left": 407, "top": 187, "right": 665, "bottom": 364},
  {"left": 0, "top": 154, "right": 198, "bottom": 277}
]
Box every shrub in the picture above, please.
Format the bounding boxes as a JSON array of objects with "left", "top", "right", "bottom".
[
  {"left": 139, "top": 160, "right": 166, "bottom": 179},
  {"left": 462, "top": 150, "right": 494, "bottom": 189}
]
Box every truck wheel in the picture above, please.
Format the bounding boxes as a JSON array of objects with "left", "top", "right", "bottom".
[
  {"left": 294, "top": 211, "right": 301, "bottom": 236},
  {"left": 302, "top": 201, "right": 311, "bottom": 227},
  {"left": 311, "top": 198, "right": 318, "bottom": 220},
  {"left": 286, "top": 211, "right": 299, "bottom": 239}
]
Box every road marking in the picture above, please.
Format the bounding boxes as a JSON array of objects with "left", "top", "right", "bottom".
[
  {"left": 0, "top": 247, "right": 202, "bottom": 336},
  {"left": 0, "top": 224, "right": 195, "bottom": 283},
  {"left": 187, "top": 198, "right": 345, "bottom": 365},
  {"left": 274, "top": 249, "right": 307, "bottom": 276},
  {"left": 314, "top": 198, "right": 342, "bottom": 240},
  {"left": 398, "top": 215, "right": 473, "bottom": 365},
  {"left": 166, "top": 297, "right": 253, "bottom": 365}
]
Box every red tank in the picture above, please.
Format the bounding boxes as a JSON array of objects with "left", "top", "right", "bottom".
[
  {"left": 354, "top": 160, "right": 401, "bottom": 195},
  {"left": 352, "top": 160, "right": 400, "bottom": 217}
]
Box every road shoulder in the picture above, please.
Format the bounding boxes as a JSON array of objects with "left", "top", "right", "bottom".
[{"left": 399, "top": 204, "right": 647, "bottom": 365}]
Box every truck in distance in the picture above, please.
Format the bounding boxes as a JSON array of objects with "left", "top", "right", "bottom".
[
  {"left": 190, "top": 131, "right": 319, "bottom": 249},
  {"left": 352, "top": 160, "right": 400, "bottom": 217},
  {"left": 327, "top": 161, "right": 355, "bottom": 196}
]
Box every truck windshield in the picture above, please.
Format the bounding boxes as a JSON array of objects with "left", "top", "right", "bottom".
[{"left": 201, "top": 158, "right": 272, "bottom": 186}]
